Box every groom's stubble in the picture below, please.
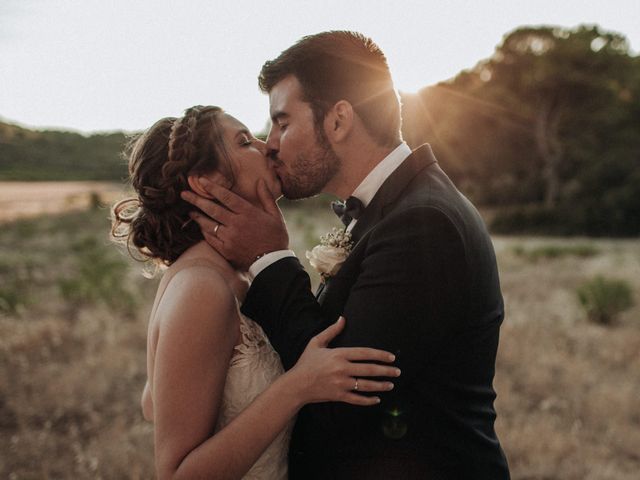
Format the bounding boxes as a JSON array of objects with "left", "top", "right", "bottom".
[{"left": 277, "top": 125, "right": 341, "bottom": 200}]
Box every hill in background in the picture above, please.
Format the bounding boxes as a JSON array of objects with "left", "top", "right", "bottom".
[{"left": 0, "top": 121, "right": 128, "bottom": 181}]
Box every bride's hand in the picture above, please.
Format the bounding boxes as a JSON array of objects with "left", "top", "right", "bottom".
[{"left": 288, "top": 317, "right": 400, "bottom": 406}]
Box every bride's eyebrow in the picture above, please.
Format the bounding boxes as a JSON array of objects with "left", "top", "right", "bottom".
[{"left": 234, "top": 128, "right": 251, "bottom": 139}]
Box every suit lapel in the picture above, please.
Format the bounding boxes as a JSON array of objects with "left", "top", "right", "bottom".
[
  {"left": 349, "top": 143, "right": 437, "bottom": 243},
  {"left": 315, "top": 144, "right": 437, "bottom": 305}
]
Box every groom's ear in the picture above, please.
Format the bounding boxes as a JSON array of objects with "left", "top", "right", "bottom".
[
  {"left": 325, "top": 100, "right": 353, "bottom": 143},
  {"left": 187, "top": 173, "right": 227, "bottom": 199}
]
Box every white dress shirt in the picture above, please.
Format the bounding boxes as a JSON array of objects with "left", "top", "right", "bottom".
[{"left": 248, "top": 142, "right": 413, "bottom": 281}]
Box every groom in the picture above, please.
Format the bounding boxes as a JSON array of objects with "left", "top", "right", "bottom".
[{"left": 184, "top": 31, "right": 510, "bottom": 479}]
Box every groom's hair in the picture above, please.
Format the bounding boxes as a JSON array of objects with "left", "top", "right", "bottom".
[{"left": 259, "top": 31, "right": 402, "bottom": 148}]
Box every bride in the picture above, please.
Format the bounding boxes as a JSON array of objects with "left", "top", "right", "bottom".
[{"left": 111, "top": 106, "right": 399, "bottom": 479}]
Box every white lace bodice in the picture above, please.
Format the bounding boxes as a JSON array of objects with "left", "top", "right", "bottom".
[{"left": 214, "top": 314, "right": 293, "bottom": 479}]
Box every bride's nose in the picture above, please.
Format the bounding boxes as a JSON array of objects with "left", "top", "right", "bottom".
[{"left": 254, "top": 138, "right": 268, "bottom": 156}]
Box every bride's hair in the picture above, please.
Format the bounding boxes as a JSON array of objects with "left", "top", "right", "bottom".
[{"left": 111, "top": 105, "right": 231, "bottom": 268}]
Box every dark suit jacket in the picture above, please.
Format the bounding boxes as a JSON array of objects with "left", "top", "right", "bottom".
[{"left": 242, "top": 145, "right": 510, "bottom": 479}]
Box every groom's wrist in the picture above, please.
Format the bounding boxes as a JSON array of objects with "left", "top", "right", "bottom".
[{"left": 248, "top": 250, "right": 296, "bottom": 281}]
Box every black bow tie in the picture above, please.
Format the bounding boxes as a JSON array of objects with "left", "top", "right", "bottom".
[{"left": 331, "top": 196, "right": 365, "bottom": 227}]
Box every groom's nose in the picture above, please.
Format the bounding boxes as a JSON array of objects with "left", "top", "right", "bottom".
[
  {"left": 266, "top": 147, "right": 279, "bottom": 162},
  {"left": 266, "top": 145, "right": 279, "bottom": 163},
  {"left": 266, "top": 128, "right": 279, "bottom": 158},
  {"left": 254, "top": 139, "right": 268, "bottom": 156}
]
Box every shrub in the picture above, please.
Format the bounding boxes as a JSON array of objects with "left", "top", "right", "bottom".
[
  {"left": 489, "top": 172, "right": 640, "bottom": 238},
  {"left": 0, "top": 282, "right": 22, "bottom": 314},
  {"left": 513, "top": 244, "right": 600, "bottom": 261},
  {"left": 58, "top": 237, "right": 138, "bottom": 316},
  {"left": 577, "top": 276, "right": 634, "bottom": 325},
  {"left": 490, "top": 205, "right": 581, "bottom": 235},
  {"left": 89, "top": 191, "right": 103, "bottom": 210},
  {"left": 0, "top": 260, "right": 33, "bottom": 315}
]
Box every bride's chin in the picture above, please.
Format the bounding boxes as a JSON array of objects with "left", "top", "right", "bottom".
[{"left": 270, "top": 181, "right": 283, "bottom": 200}]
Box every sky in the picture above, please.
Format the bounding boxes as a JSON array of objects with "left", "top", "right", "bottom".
[{"left": 1, "top": 0, "right": 639, "bottom": 134}]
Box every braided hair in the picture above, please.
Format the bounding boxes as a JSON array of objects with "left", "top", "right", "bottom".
[{"left": 112, "top": 106, "right": 230, "bottom": 267}]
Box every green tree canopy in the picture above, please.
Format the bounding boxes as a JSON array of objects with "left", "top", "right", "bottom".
[{"left": 402, "top": 25, "right": 640, "bottom": 235}]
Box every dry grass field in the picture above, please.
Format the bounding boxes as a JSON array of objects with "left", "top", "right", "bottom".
[
  {"left": 0, "top": 188, "right": 638, "bottom": 479},
  {"left": 0, "top": 182, "right": 126, "bottom": 223}
]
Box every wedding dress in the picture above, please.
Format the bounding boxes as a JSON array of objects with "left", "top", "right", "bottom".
[{"left": 214, "top": 312, "right": 293, "bottom": 480}]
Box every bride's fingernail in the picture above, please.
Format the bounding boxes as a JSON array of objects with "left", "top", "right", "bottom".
[
  {"left": 388, "top": 354, "right": 395, "bottom": 362},
  {"left": 386, "top": 383, "right": 394, "bottom": 390},
  {"left": 395, "top": 368, "right": 401, "bottom": 376}
]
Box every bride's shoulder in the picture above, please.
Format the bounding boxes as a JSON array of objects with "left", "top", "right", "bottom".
[
  {"left": 168, "top": 262, "right": 229, "bottom": 290},
  {"left": 151, "top": 264, "right": 239, "bottom": 380},
  {"left": 157, "top": 264, "right": 238, "bottom": 334}
]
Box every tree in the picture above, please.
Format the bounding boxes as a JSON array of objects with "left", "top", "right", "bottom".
[
  {"left": 401, "top": 24, "right": 640, "bottom": 235},
  {"left": 484, "top": 26, "right": 634, "bottom": 207}
]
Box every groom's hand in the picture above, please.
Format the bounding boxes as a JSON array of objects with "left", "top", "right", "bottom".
[{"left": 180, "top": 178, "right": 289, "bottom": 271}]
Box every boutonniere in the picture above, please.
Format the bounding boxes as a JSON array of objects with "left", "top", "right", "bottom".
[{"left": 305, "top": 228, "right": 354, "bottom": 280}]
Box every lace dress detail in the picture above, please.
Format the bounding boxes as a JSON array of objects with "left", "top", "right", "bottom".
[{"left": 214, "top": 314, "right": 293, "bottom": 479}]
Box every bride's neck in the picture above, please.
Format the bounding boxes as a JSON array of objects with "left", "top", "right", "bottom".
[
  {"left": 171, "top": 241, "right": 250, "bottom": 300},
  {"left": 178, "top": 240, "right": 230, "bottom": 266}
]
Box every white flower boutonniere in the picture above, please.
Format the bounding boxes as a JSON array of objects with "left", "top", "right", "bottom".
[{"left": 305, "top": 228, "right": 354, "bottom": 280}]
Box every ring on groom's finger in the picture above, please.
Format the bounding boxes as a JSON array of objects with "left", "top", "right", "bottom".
[
  {"left": 354, "top": 378, "right": 359, "bottom": 391},
  {"left": 213, "top": 223, "right": 221, "bottom": 236}
]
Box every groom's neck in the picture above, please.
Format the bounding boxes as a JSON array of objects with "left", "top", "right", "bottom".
[{"left": 326, "top": 140, "right": 398, "bottom": 199}]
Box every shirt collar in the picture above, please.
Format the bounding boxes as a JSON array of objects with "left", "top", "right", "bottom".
[{"left": 350, "top": 142, "right": 412, "bottom": 208}]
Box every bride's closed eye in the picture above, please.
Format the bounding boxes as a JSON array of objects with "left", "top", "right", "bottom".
[{"left": 239, "top": 134, "right": 252, "bottom": 147}]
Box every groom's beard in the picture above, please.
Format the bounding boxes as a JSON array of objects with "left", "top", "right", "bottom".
[{"left": 278, "top": 129, "right": 340, "bottom": 200}]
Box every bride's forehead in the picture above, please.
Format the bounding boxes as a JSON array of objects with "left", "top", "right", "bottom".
[{"left": 218, "top": 113, "right": 247, "bottom": 134}]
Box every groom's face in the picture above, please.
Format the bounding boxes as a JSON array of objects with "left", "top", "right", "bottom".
[{"left": 266, "top": 75, "right": 340, "bottom": 200}]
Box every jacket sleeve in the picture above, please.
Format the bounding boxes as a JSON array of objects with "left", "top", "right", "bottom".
[
  {"left": 241, "top": 255, "right": 331, "bottom": 370},
  {"left": 241, "top": 206, "right": 470, "bottom": 376}
]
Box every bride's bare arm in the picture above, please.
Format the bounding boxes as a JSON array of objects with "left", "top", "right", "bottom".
[
  {"left": 141, "top": 381, "right": 152, "bottom": 421},
  {"left": 152, "top": 267, "right": 399, "bottom": 480},
  {"left": 152, "top": 267, "right": 237, "bottom": 479}
]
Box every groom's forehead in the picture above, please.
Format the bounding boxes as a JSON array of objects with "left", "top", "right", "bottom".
[{"left": 268, "top": 75, "right": 304, "bottom": 114}]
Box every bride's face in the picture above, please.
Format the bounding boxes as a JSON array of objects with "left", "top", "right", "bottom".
[{"left": 216, "top": 113, "right": 282, "bottom": 203}]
